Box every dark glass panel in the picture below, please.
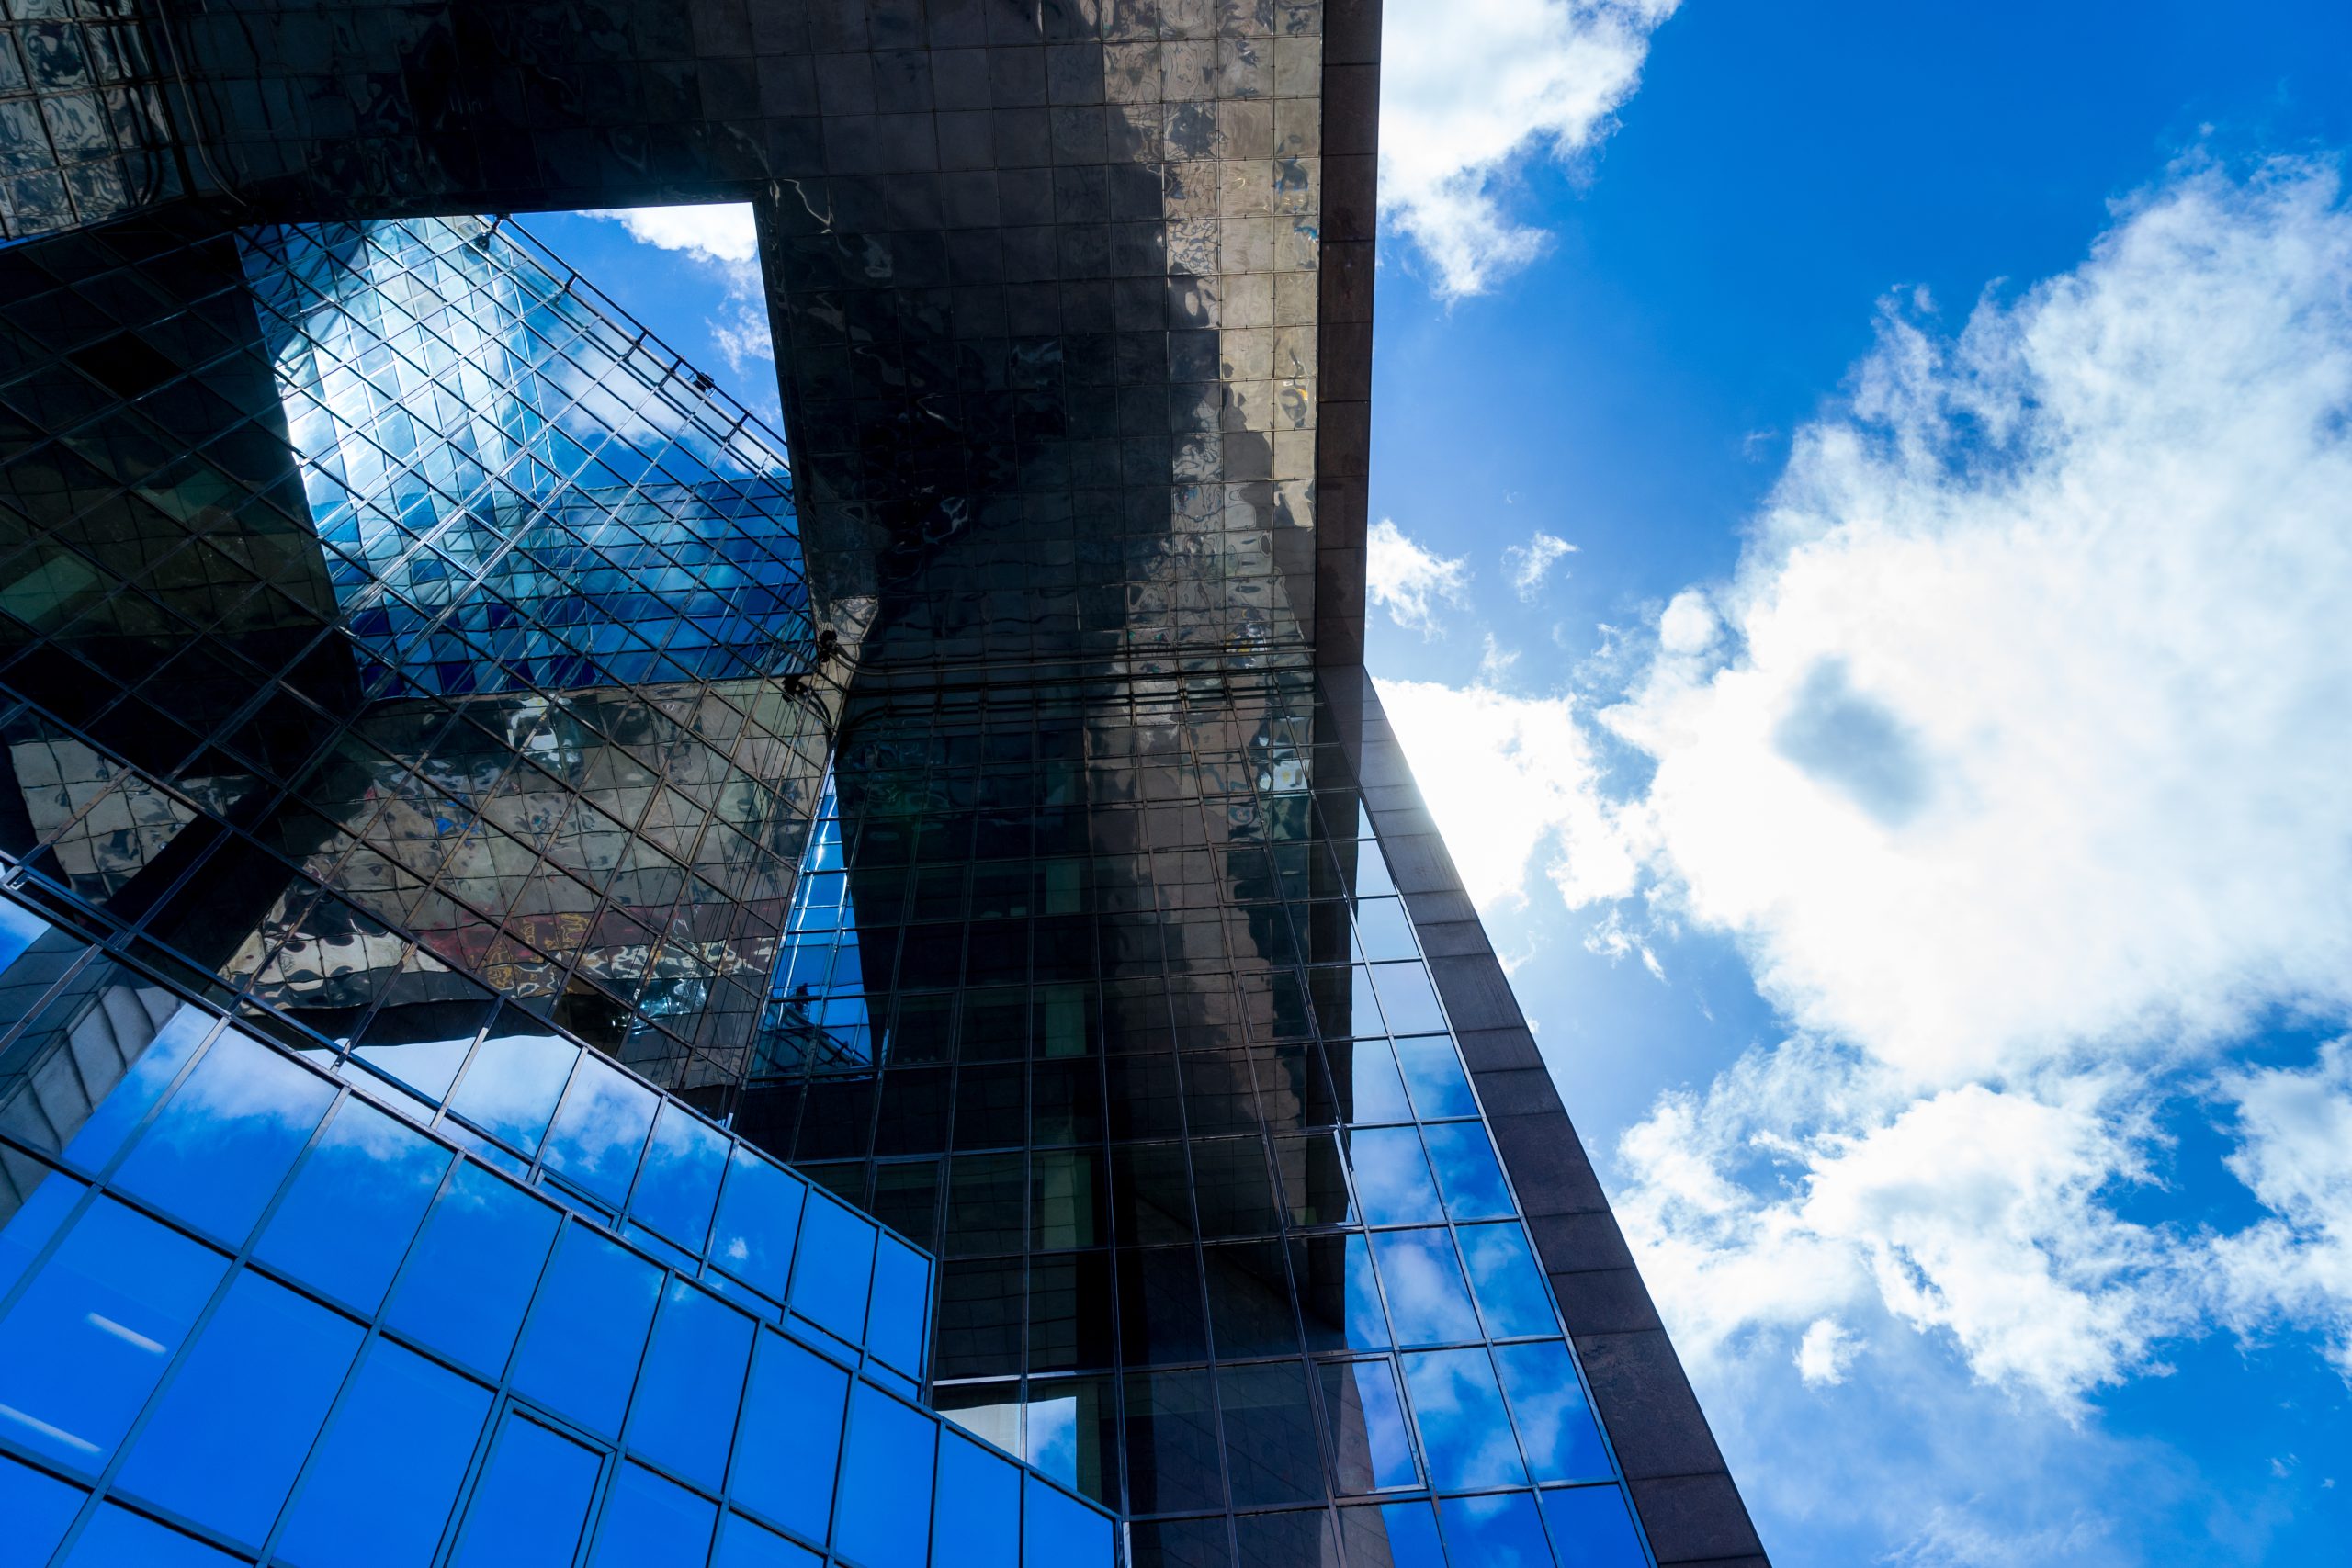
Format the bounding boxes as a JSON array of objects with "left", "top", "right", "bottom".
[
  {"left": 1204, "top": 1240, "right": 1299, "bottom": 1359},
  {"left": 1123, "top": 1368, "right": 1226, "bottom": 1515},
  {"left": 1318, "top": 1358, "right": 1420, "bottom": 1495},
  {"left": 1118, "top": 1245, "right": 1209, "bottom": 1364}
]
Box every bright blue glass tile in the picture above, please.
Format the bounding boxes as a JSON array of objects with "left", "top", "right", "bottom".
[
  {"left": 1336, "top": 1039, "right": 1415, "bottom": 1126},
  {"left": 0, "top": 1197, "right": 224, "bottom": 1471},
  {"left": 1347, "top": 1125, "right": 1444, "bottom": 1225},
  {"left": 59, "top": 1007, "right": 211, "bottom": 1170},
  {"left": 110, "top": 1030, "right": 335, "bottom": 1245},
  {"left": 115, "top": 1270, "right": 363, "bottom": 1545},
  {"left": 591, "top": 1463, "right": 716, "bottom": 1568},
  {"left": 714, "top": 1514, "right": 824, "bottom": 1568},
  {"left": 1423, "top": 1123, "right": 1514, "bottom": 1221},
  {"left": 509, "top": 1221, "right": 662, "bottom": 1438},
  {"left": 1023, "top": 1472, "right": 1112, "bottom": 1568},
  {"left": 383, "top": 1159, "right": 560, "bottom": 1376},
  {"left": 866, "top": 1234, "right": 930, "bottom": 1377},
  {"left": 733, "top": 1335, "right": 855, "bottom": 1541},
  {"left": 352, "top": 1028, "right": 479, "bottom": 1105},
  {"left": 708, "top": 1144, "right": 803, "bottom": 1302},
  {"left": 61, "top": 1504, "right": 240, "bottom": 1566},
  {"left": 450, "top": 1413, "right": 602, "bottom": 1568},
  {"left": 1370, "top": 964, "right": 1447, "bottom": 1035},
  {"left": 1402, "top": 1348, "right": 1529, "bottom": 1490},
  {"left": 1392, "top": 1036, "right": 1477, "bottom": 1120},
  {"left": 789, "top": 1190, "right": 874, "bottom": 1345},
  {"left": 0, "top": 892, "right": 46, "bottom": 968},
  {"left": 1457, "top": 1223, "right": 1558, "bottom": 1339},
  {"left": 729, "top": 1328, "right": 848, "bottom": 1544},
  {"left": 0, "top": 1166, "right": 84, "bottom": 1302},
  {"left": 628, "top": 1100, "right": 729, "bottom": 1252},
  {"left": 0, "top": 1449, "right": 85, "bottom": 1564},
  {"left": 1437, "top": 1492, "right": 1553, "bottom": 1568},
  {"left": 446, "top": 1020, "right": 577, "bottom": 1155},
  {"left": 626, "top": 1277, "right": 753, "bottom": 1488},
  {"left": 1318, "top": 1359, "right": 1420, "bottom": 1491},
  {"left": 275, "top": 1339, "right": 492, "bottom": 1568},
  {"left": 1369, "top": 1228, "right": 1481, "bottom": 1346},
  {"left": 539, "top": 1055, "right": 657, "bottom": 1207},
  {"left": 933, "top": 1431, "right": 1020, "bottom": 1568},
  {"left": 1495, "top": 1344, "right": 1611, "bottom": 1483},
  {"left": 1363, "top": 1500, "right": 1448, "bottom": 1567},
  {"left": 836, "top": 1382, "right": 935, "bottom": 1568},
  {"left": 254, "top": 1097, "right": 452, "bottom": 1313},
  {"left": 1541, "top": 1483, "right": 1648, "bottom": 1567}
]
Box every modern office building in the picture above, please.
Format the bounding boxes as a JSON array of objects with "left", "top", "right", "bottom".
[{"left": 0, "top": 2, "right": 1765, "bottom": 1566}]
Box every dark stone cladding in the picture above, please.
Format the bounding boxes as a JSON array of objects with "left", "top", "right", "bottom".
[{"left": 1322, "top": 670, "right": 1770, "bottom": 1568}]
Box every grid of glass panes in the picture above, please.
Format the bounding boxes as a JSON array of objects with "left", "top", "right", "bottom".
[
  {"left": 240, "top": 216, "right": 818, "bottom": 697},
  {"left": 735, "top": 666, "right": 1652, "bottom": 1568},
  {"left": 0, "top": 209, "right": 831, "bottom": 1088},
  {"left": 0, "top": 887, "right": 1115, "bottom": 1567},
  {"left": 0, "top": 0, "right": 180, "bottom": 240}
]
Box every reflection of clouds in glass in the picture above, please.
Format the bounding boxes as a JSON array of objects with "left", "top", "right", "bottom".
[
  {"left": 1440, "top": 1491, "right": 1552, "bottom": 1568},
  {"left": 1371, "top": 1228, "right": 1479, "bottom": 1344},
  {"left": 1025, "top": 1393, "right": 1079, "bottom": 1487},
  {"left": 1402, "top": 1349, "right": 1525, "bottom": 1490},
  {"left": 1493, "top": 1342, "right": 1607, "bottom": 1482},
  {"left": 541, "top": 1060, "right": 656, "bottom": 1201},
  {"left": 1348, "top": 1126, "right": 1442, "bottom": 1225},
  {"left": 448, "top": 1030, "right": 578, "bottom": 1151}
]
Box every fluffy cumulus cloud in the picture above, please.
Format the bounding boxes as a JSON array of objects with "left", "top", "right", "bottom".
[
  {"left": 585, "top": 204, "right": 775, "bottom": 374},
  {"left": 1381, "top": 0, "right": 1679, "bottom": 296},
  {"left": 1503, "top": 530, "right": 1577, "bottom": 597},
  {"left": 1381, "top": 160, "right": 2352, "bottom": 1414},
  {"left": 1365, "top": 518, "right": 1473, "bottom": 637}
]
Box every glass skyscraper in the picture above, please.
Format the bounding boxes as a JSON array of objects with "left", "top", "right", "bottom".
[{"left": 0, "top": 4, "right": 1766, "bottom": 1567}]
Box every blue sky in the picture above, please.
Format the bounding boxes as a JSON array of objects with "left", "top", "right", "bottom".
[{"left": 521, "top": 6, "right": 2352, "bottom": 1559}]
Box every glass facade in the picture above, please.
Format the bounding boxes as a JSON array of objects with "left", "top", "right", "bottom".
[{"left": 0, "top": 0, "right": 1767, "bottom": 1562}]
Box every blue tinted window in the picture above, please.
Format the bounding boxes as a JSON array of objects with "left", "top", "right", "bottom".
[
  {"left": 116, "top": 1271, "right": 363, "bottom": 1545},
  {"left": 1495, "top": 1343, "right": 1611, "bottom": 1483},
  {"left": 0, "top": 1166, "right": 84, "bottom": 1301},
  {"left": 1393, "top": 1036, "right": 1477, "bottom": 1119},
  {"left": 59, "top": 1006, "right": 210, "bottom": 1168},
  {"left": 933, "top": 1431, "right": 1020, "bottom": 1568},
  {"left": 1456, "top": 1223, "right": 1556, "bottom": 1339},
  {"left": 627, "top": 1278, "right": 753, "bottom": 1488},
  {"left": 789, "top": 1190, "right": 874, "bottom": 1344},
  {"left": 0, "top": 1450, "right": 85, "bottom": 1564},
  {"left": 716, "top": 1514, "right": 823, "bottom": 1568},
  {"left": 1437, "top": 1492, "right": 1553, "bottom": 1568},
  {"left": 384, "top": 1160, "right": 560, "bottom": 1376},
  {"left": 451, "top": 1413, "right": 602, "bottom": 1568},
  {"left": 1351, "top": 897, "right": 1419, "bottom": 962},
  {"left": 708, "top": 1145, "right": 803, "bottom": 1302},
  {"left": 0, "top": 1198, "right": 224, "bottom": 1470},
  {"left": 540, "top": 1056, "right": 657, "bottom": 1207},
  {"left": 592, "top": 1463, "right": 716, "bottom": 1568},
  {"left": 0, "top": 892, "right": 46, "bottom": 966},
  {"left": 277, "top": 1340, "right": 492, "bottom": 1568},
  {"left": 1542, "top": 1483, "right": 1648, "bottom": 1567},
  {"left": 255, "top": 1097, "right": 452, "bottom": 1313},
  {"left": 1423, "top": 1123, "right": 1514, "bottom": 1220},
  {"left": 1335, "top": 1232, "right": 1392, "bottom": 1350},
  {"left": 1369, "top": 1228, "right": 1481, "bottom": 1346},
  {"left": 510, "top": 1222, "right": 662, "bottom": 1438},
  {"left": 836, "top": 1382, "right": 935, "bottom": 1568},
  {"left": 1402, "top": 1348, "right": 1528, "bottom": 1490},
  {"left": 62, "top": 1504, "right": 240, "bottom": 1566},
  {"left": 1024, "top": 1473, "right": 1113, "bottom": 1568},
  {"left": 730, "top": 1328, "right": 849, "bottom": 1543},
  {"left": 1318, "top": 1359, "right": 1419, "bottom": 1492},
  {"left": 352, "top": 1025, "right": 480, "bottom": 1104},
  {"left": 446, "top": 1019, "right": 577, "bottom": 1155},
  {"left": 1345, "top": 1500, "right": 1447, "bottom": 1567},
  {"left": 110, "top": 1030, "right": 335, "bottom": 1245},
  {"left": 1347, "top": 1126, "right": 1443, "bottom": 1225},
  {"left": 866, "top": 1234, "right": 930, "bottom": 1377},
  {"left": 628, "top": 1100, "right": 729, "bottom": 1251},
  {"left": 1336, "top": 1039, "right": 1414, "bottom": 1125},
  {"left": 1370, "top": 964, "right": 1447, "bottom": 1034}
]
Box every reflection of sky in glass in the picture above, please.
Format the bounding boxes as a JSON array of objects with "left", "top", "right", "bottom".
[
  {"left": 759, "top": 773, "right": 876, "bottom": 1071},
  {"left": 1348, "top": 1124, "right": 1444, "bottom": 1225},
  {"left": 1370, "top": 1227, "right": 1481, "bottom": 1346},
  {"left": 1401, "top": 1348, "right": 1528, "bottom": 1490},
  {"left": 1542, "top": 1483, "right": 1650, "bottom": 1568},
  {"left": 1438, "top": 1491, "right": 1555, "bottom": 1568}
]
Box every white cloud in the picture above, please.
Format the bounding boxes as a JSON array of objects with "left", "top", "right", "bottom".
[
  {"left": 586, "top": 204, "right": 775, "bottom": 376},
  {"left": 1365, "top": 518, "right": 1472, "bottom": 637},
  {"left": 1385, "top": 160, "right": 2352, "bottom": 1410},
  {"left": 1381, "top": 0, "right": 1679, "bottom": 296},
  {"left": 1375, "top": 677, "right": 1641, "bottom": 910},
  {"left": 586, "top": 203, "right": 759, "bottom": 265},
  {"left": 1794, "top": 1317, "right": 1858, "bottom": 1386},
  {"left": 1503, "top": 530, "right": 1577, "bottom": 597}
]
